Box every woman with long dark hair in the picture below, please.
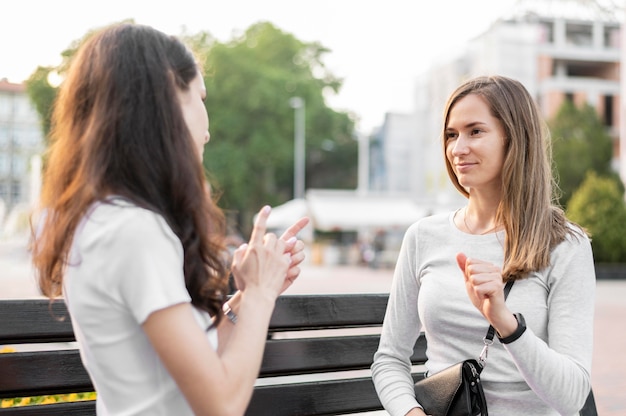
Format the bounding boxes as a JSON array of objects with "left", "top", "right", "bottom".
[{"left": 32, "top": 22, "right": 308, "bottom": 415}]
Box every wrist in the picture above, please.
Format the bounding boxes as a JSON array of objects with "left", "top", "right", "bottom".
[
  {"left": 222, "top": 301, "right": 238, "bottom": 324},
  {"left": 497, "top": 313, "right": 526, "bottom": 344}
]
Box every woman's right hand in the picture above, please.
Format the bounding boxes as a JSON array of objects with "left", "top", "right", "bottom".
[{"left": 230, "top": 206, "right": 292, "bottom": 300}]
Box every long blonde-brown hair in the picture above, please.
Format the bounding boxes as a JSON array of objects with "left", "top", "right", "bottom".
[
  {"left": 442, "top": 75, "right": 583, "bottom": 280},
  {"left": 32, "top": 23, "right": 229, "bottom": 321}
]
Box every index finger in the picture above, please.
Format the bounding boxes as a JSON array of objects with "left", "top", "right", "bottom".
[
  {"left": 280, "top": 217, "right": 310, "bottom": 241},
  {"left": 250, "top": 205, "right": 271, "bottom": 245}
]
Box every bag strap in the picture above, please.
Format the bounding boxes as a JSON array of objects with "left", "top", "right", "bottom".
[{"left": 478, "top": 280, "right": 515, "bottom": 368}]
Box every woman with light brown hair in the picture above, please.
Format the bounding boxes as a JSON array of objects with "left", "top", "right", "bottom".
[
  {"left": 372, "top": 75, "right": 595, "bottom": 415},
  {"left": 32, "top": 22, "right": 308, "bottom": 415}
]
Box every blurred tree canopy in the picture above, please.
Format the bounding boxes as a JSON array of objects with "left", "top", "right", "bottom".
[
  {"left": 191, "top": 22, "right": 357, "bottom": 233},
  {"left": 567, "top": 171, "right": 626, "bottom": 263},
  {"left": 548, "top": 101, "right": 620, "bottom": 208},
  {"left": 25, "top": 21, "right": 358, "bottom": 236}
]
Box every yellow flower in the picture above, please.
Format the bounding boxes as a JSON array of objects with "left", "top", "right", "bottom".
[{"left": 1, "top": 399, "right": 15, "bottom": 408}]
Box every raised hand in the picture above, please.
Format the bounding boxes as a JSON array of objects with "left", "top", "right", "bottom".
[
  {"left": 231, "top": 206, "right": 292, "bottom": 300},
  {"left": 278, "top": 217, "right": 310, "bottom": 293},
  {"left": 456, "top": 252, "right": 509, "bottom": 324}
]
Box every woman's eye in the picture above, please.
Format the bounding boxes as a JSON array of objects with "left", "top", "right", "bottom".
[{"left": 445, "top": 132, "right": 457, "bottom": 140}]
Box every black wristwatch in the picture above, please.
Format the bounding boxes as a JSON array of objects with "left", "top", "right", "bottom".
[{"left": 498, "top": 313, "right": 526, "bottom": 344}]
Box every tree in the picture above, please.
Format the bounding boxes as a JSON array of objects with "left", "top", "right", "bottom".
[
  {"left": 195, "top": 22, "right": 357, "bottom": 234},
  {"left": 24, "top": 66, "right": 56, "bottom": 138},
  {"left": 549, "top": 101, "right": 619, "bottom": 208},
  {"left": 567, "top": 171, "right": 626, "bottom": 263}
]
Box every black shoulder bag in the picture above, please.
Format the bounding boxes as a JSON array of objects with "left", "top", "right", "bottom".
[
  {"left": 413, "top": 281, "right": 515, "bottom": 416},
  {"left": 413, "top": 280, "right": 598, "bottom": 416}
]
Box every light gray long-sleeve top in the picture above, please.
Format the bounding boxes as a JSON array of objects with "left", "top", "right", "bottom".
[{"left": 371, "top": 211, "right": 595, "bottom": 416}]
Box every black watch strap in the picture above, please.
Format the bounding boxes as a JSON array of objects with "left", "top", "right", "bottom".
[{"left": 498, "top": 313, "right": 526, "bottom": 344}]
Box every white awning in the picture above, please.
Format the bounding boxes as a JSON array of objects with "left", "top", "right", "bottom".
[
  {"left": 307, "top": 190, "right": 426, "bottom": 231},
  {"left": 265, "top": 190, "right": 427, "bottom": 233}
]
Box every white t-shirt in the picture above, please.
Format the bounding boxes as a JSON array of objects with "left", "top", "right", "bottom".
[{"left": 63, "top": 197, "right": 218, "bottom": 416}]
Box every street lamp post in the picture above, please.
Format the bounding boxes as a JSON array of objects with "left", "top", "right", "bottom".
[{"left": 290, "top": 97, "right": 305, "bottom": 200}]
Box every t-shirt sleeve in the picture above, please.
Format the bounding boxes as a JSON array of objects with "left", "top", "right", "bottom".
[{"left": 106, "top": 208, "right": 191, "bottom": 324}]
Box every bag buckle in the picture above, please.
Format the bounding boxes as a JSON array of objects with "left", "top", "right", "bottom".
[{"left": 478, "top": 338, "right": 493, "bottom": 368}]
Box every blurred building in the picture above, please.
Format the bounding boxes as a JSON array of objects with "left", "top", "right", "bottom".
[
  {"left": 374, "top": 0, "right": 622, "bottom": 206},
  {"left": 0, "top": 79, "right": 44, "bottom": 218}
]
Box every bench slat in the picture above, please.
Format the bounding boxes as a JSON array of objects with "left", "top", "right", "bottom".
[
  {"left": 0, "top": 401, "right": 95, "bottom": 416},
  {"left": 246, "top": 374, "right": 424, "bottom": 416},
  {"left": 261, "top": 335, "right": 381, "bottom": 376},
  {"left": 0, "top": 300, "right": 74, "bottom": 344},
  {"left": 269, "top": 294, "right": 389, "bottom": 330},
  {"left": 0, "top": 350, "right": 92, "bottom": 399},
  {"left": 0, "top": 295, "right": 388, "bottom": 344}
]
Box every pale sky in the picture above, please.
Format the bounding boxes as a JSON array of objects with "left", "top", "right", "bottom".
[{"left": 2, "top": 0, "right": 518, "bottom": 132}]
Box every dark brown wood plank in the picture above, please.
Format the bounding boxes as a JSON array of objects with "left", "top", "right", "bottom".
[
  {"left": 0, "top": 350, "right": 93, "bottom": 399},
  {"left": 246, "top": 374, "right": 424, "bottom": 416},
  {"left": 260, "top": 334, "right": 428, "bottom": 377},
  {"left": 269, "top": 294, "right": 389, "bottom": 331},
  {"left": 260, "top": 335, "right": 381, "bottom": 377},
  {"left": 0, "top": 401, "right": 95, "bottom": 416},
  {"left": 0, "top": 299, "right": 74, "bottom": 344}
]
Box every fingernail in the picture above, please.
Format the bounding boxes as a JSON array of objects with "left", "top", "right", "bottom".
[
  {"left": 263, "top": 205, "right": 271, "bottom": 214},
  {"left": 287, "top": 236, "right": 297, "bottom": 244}
]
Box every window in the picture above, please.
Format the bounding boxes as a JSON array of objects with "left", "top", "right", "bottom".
[
  {"left": 0, "top": 154, "right": 8, "bottom": 175},
  {"left": 566, "top": 23, "right": 592, "bottom": 47},
  {"left": 539, "top": 22, "right": 554, "bottom": 44},
  {"left": 604, "top": 95, "right": 613, "bottom": 127},
  {"left": 0, "top": 126, "right": 8, "bottom": 147},
  {"left": 604, "top": 27, "right": 620, "bottom": 49},
  {"left": 11, "top": 182, "right": 21, "bottom": 202},
  {"left": 11, "top": 157, "right": 26, "bottom": 176}
]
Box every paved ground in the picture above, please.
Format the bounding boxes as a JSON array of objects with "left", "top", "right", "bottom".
[{"left": 1, "top": 235, "right": 624, "bottom": 415}]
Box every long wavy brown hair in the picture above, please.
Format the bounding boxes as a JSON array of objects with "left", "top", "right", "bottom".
[
  {"left": 32, "top": 23, "right": 229, "bottom": 321},
  {"left": 442, "top": 75, "right": 584, "bottom": 280}
]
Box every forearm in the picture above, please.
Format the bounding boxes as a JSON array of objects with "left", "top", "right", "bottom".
[{"left": 215, "top": 289, "right": 276, "bottom": 408}]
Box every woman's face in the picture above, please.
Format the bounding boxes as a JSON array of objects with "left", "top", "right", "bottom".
[
  {"left": 445, "top": 93, "right": 506, "bottom": 195},
  {"left": 177, "top": 71, "right": 209, "bottom": 161}
]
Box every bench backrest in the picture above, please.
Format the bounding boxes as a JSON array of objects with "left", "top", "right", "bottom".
[{"left": 0, "top": 295, "right": 427, "bottom": 416}]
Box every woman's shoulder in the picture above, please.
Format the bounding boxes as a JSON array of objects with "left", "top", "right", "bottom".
[
  {"left": 550, "top": 221, "right": 593, "bottom": 261},
  {"left": 406, "top": 211, "right": 453, "bottom": 233},
  {"left": 82, "top": 197, "right": 179, "bottom": 249}
]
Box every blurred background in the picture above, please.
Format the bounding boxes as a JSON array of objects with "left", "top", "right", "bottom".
[{"left": 1, "top": 0, "right": 626, "bottom": 413}]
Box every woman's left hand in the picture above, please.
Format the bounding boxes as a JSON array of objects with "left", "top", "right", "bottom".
[
  {"left": 278, "top": 217, "right": 310, "bottom": 293},
  {"left": 232, "top": 216, "right": 309, "bottom": 294},
  {"left": 456, "top": 252, "right": 511, "bottom": 327}
]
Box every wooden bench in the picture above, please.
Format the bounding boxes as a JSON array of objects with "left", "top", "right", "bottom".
[
  {"left": 0, "top": 294, "right": 427, "bottom": 415},
  {"left": 0, "top": 294, "right": 598, "bottom": 415}
]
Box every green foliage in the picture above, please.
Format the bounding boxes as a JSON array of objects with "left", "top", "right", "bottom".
[
  {"left": 24, "top": 66, "right": 57, "bottom": 138},
  {"left": 197, "top": 22, "right": 356, "bottom": 234},
  {"left": 567, "top": 171, "right": 626, "bottom": 263},
  {"left": 549, "top": 101, "right": 619, "bottom": 208}
]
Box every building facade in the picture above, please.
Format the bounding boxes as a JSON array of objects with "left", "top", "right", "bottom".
[{"left": 0, "top": 79, "right": 44, "bottom": 216}]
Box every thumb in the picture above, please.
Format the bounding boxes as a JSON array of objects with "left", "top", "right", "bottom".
[{"left": 456, "top": 252, "right": 468, "bottom": 274}]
